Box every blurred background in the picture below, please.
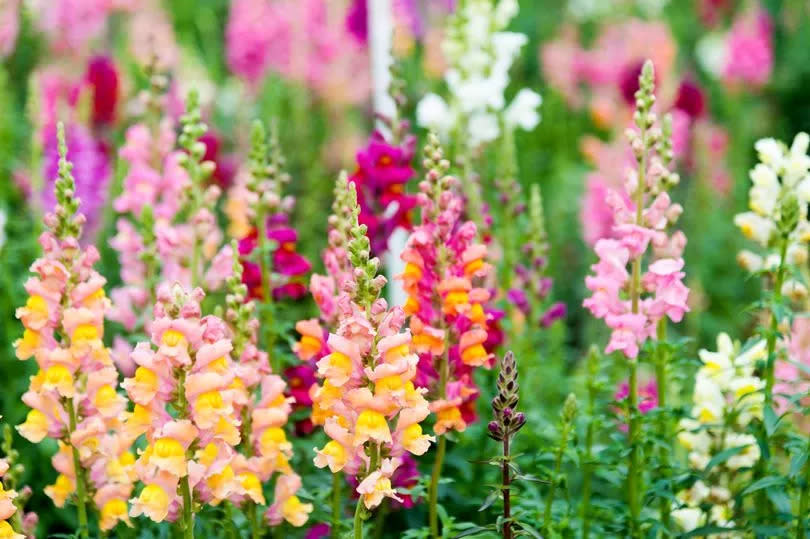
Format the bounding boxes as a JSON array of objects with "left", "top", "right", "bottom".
[{"left": 0, "top": 0, "right": 808, "bottom": 535}]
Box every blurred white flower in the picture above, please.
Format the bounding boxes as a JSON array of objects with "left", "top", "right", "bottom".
[
  {"left": 468, "top": 113, "right": 500, "bottom": 147},
  {"left": 505, "top": 89, "right": 542, "bottom": 131},
  {"left": 696, "top": 33, "right": 726, "bottom": 79},
  {"left": 416, "top": 93, "right": 452, "bottom": 135}
]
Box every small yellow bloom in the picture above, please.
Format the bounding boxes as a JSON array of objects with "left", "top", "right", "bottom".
[
  {"left": 238, "top": 472, "right": 265, "bottom": 504},
  {"left": 132, "top": 484, "right": 170, "bottom": 522},
  {"left": 260, "top": 427, "right": 288, "bottom": 455},
  {"left": 354, "top": 410, "right": 391, "bottom": 445},
  {"left": 152, "top": 438, "right": 187, "bottom": 476},
  {"left": 99, "top": 498, "right": 129, "bottom": 531},
  {"left": 44, "top": 474, "right": 75, "bottom": 508},
  {"left": 72, "top": 324, "right": 100, "bottom": 343},
  {"left": 43, "top": 365, "right": 74, "bottom": 397},
  {"left": 161, "top": 329, "right": 186, "bottom": 347},
  {"left": 18, "top": 409, "right": 49, "bottom": 443},
  {"left": 281, "top": 495, "right": 312, "bottom": 527}
]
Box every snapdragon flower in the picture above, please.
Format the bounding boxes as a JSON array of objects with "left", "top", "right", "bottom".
[
  {"left": 311, "top": 179, "right": 433, "bottom": 518},
  {"left": 416, "top": 0, "right": 541, "bottom": 148},
  {"left": 123, "top": 284, "right": 249, "bottom": 530},
  {"left": 673, "top": 333, "right": 766, "bottom": 534},
  {"left": 397, "top": 134, "right": 495, "bottom": 434},
  {"left": 583, "top": 61, "right": 689, "bottom": 360},
  {"left": 222, "top": 244, "right": 312, "bottom": 529},
  {"left": 14, "top": 124, "right": 133, "bottom": 535}
]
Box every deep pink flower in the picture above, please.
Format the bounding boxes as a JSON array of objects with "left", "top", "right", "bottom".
[
  {"left": 345, "top": 0, "right": 367, "bottom": 44},
  {"left": 674, "top": 79, "right": 705, "bottom": 119},
  {"left": 723, "top": 7, "right": 773, "bottom": 89},
  {"left": 84, "top": 55, "right": 118, "bottom": 127}
]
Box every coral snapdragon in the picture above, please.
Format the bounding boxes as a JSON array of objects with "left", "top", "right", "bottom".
[
  {"left": 14, "top": 124, "right": 133, "bottom": 536},
  {"left": 310, "top": 179, "right": 433, "bottom": 534},
  {"left": 397, "top": 134, "right": 495, "bottom": 537}
]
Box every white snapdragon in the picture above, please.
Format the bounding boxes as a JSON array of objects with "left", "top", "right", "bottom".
[
  {"left": 735, "top": 133, "right": 810, "bottom": 254},
  {"left": 416, "top": 0, "right": 541, "bottom": 148},
  {"left": 673, "top": 333, "right": 765, "bottom": 534}
]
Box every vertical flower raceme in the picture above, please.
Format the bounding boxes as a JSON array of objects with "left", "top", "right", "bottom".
[
  {"left": 0, "top": 419, "right": 35, "bottom": 539},
  {"left": 123, "top": 284, "right": 245, "bottom": 534},
  {"left": 398, "top": 133, "right": 494, "bottom": 435},
  {"left": 310, "top": 179, "right": 433, "bottom": 528},
  {"left": 507, "top": 184, "right": 567, "bottom": 329},
  {"left": 230, "top": 121, "right": 311, "bottom": 304},
  {"left": 290, "top": 172, "right": 356, "bottom": 433},
  {"left": 222, "top": 244, "right": 311, "bottom": 530},
  {"left": 416, "top": 0, "right": 541, "bottom": 149},
  {"left": 582, "top": 60, "right": 688, "bottom": 534},
  {"left": 734, "top": 132, "right": 810, "bottom": 409},
  {"left": 14, "top": 124, "right": 133, "bottom": 536},
  {"left": 583, "top": 61, "right": 688, "bottom": 360},
  {"left": 672, "top": 334, "right": 765, "bottom": 534},
  {"left": 396, "top": 134, "right": 494, "bottom": 536}
]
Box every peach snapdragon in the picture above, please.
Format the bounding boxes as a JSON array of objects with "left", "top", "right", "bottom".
[
  {"left": 311, "top": 180, "right": 433, "bottom": 537},
  {"left": 14, "top": 124, "right": 134, "bottom": 536},
  {"left": 123, "top": 284, "right": 242, "bottom": 537}
]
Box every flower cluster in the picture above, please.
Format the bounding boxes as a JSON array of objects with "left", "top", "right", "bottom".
[
  {"left": 311, "top": 180, "right": 433, "bottom": 511},
  {"left": 734, "top": 132, "right": 810, "bottom": 287},
  {"left": 397, "top": 134, "right": 495, "bottom": 434},
  {"left": 416, "top": 0, "right": 542, "bottom": 148},
  {"left": 227, "top": 121, "right": 311, "bottom": 302},
  {"left": 0, "top": 419, "right": 36, "bottom": 539},
  {"left": 14, "top": 124, "right": 133, "bottom": 532},
  {"left": 350, "top": 128, "right": 418, "bottom": 256},
  {"left": 696, "top": 5, "right": 773, "bottom": 90},
  {"left": 673, "top": 333, "right": 765, "bottom": 533},
  {"left": 225, "top": 0, "right": 369, "bottom": 105},
  {"left": 583, "top": 61, "right": 689, "bottom": 359},
  {"left": 221, "top": 250, "right": 312, "bottom": 527},
  {"left": 124, "top": 284, "right": 244, "bottom": 523}
]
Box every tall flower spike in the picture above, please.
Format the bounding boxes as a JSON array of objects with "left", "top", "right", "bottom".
[
  {"left": 582, "top": 59, "right": 689, "bottom": 536},
  {"left": 488, "top": 352, "right": 526, "bottom": 443},
  {"left": 15, "top": 123, "right": 133, "bottom": 536},
  {"left": 397, "top": 132, "right": 496, "bottom": 537},
  {"left": 311, "top": 177, "right": 432, "bottom": 532},
  {"left": 220, "top": 244, "right": 310, "bottom": 531}
]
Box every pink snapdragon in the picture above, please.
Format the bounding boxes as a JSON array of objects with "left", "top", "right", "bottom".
[
  {"left": 226, "top": 0, "right": 370, "bottom": 105},
  {"left": 723, "top": 6, "right": 773, "bottom": 89},
  {"left": 14, "top": 124, "right": 134, "bottom": 533},
  {"left": 310, "top": 180, "right": 433, "bottom": 511},
  {"left": 583, "top": 62, "right": 689, "bottom": 360}
]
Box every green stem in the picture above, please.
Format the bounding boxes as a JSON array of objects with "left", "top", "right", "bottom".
[
  {"left": 503, "top": 436, "right": 512, "bottom": 539},
  {"left": 429, "top": 435, "right": 447, "bottom": 539},
  {"left": 544, "top": 423, "right": 570, "bottom": 534},
  {"left": 181, "top": 475, "right": 194, "bottom": 539},
  {"left": 765, "top": 236, "right": 789, "bottom": 407},
  {"left": 353, "top": 499, "right": 364, "bottom": 539},
  {"left": 67, "top": 399, "right": 89, "bottom": 539},
  {"left": 373, "top": 500, "right": 388, "bottom": 539},
  {"left": 797, "top": 439, "right": 810, "bottom": 538},
  {"left": 626, "top": 122, "right": 647, "bottom": 538},
  {"left": 256, "top": 208, "right": 277, "bottom": 372},
  {"left": 655, "top": 320, "right": 671, "bottom": 532},
  {"left": 191, "top": 237, "right": 201, "bottom": 289},
  {"left": 581, "top": 382, "right": 596, "bottom": 539},
  {"left": 248, "top": 502, "right": 260, "bottom": 539},
  {"left": 332, "top": 472, "right": 342, "bottom": 538}
]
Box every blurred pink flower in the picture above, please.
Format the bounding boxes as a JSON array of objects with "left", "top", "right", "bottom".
[{"left": 723, "top": 6, "right": 772, "bottom": 89}]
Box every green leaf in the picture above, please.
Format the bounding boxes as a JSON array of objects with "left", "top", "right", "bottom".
[
  {"left": 703, "top": 445, "right": 748, "bottom": 474},
  {"left": 791, "top": 451, "right": 809, "bottom": 478},
  {"left": 764, "top": 405, "right": 781, "bottom": 436},
  {"left": 451, "top": 526, "right": 492, "bottom": 539},
  {"left": 478, "top": 490, "right": 499, "bottom": 512},
  {"left": 740, "top": 476, "right": 787, "bottom": 497}
]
